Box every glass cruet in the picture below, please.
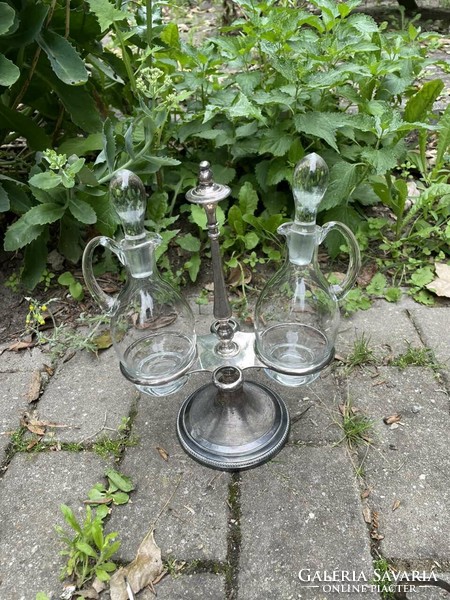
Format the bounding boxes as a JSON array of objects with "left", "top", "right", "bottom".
[
  {"left": 82, "top": 169, "right": 197, "bottom": 397},
  {"left": 254, "top": 153, "right": 361, "bottom": 386}
]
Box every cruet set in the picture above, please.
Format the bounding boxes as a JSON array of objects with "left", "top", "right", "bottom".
[{"left": 82, "top": 154, "right": 360, "bottom": 470}]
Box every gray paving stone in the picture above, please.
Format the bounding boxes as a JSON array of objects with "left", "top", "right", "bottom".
[
  {"left": 36, "top": 348, "right": 139, "bottom": 443},
  {"left": 106, "top": 371, "right": 230, "bottom": 564},
  {"left": 347, "top": 367, "right": 450, "bottom": 560},
  {"left": 0, "top": 346, "right": 48, "bottom": 462},
  {"left": 239, "top": 445, "right": 377, "bottom": 600},
  {"left": 409, "top": 306, "right": 450, "bottom": 382},
  {"left": 0, "top": 451, "right": 111, "bottom": 600},
  {"left": 101, "top": 573, "right": 226, "bottom": 599},
  {"left": 336, "top": 300, "right": 423, "bottom": 360},
  {"left": 247, "top": 367, "right": 342, "bottom": 444}
]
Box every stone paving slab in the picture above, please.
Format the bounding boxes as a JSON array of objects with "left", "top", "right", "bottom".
[
  {"left": 106, "top": 370, "right": 230, "bottom": 564},
  {"left": 0, "top": 451, "right": 112, "bottom": 600},
  {"left": 36, "top": 348, "right": 139, "bottom": 443},
  {"left": 0, "top": 346, "right": 48, "bottom": 462},
  {"left": 336, "top": 300, "right": 423, "bottom": 361},
  {"left": 239, "top": 445, "right": 378, "bottom": 600},
  {"left": 347, "top": 367, "right": 450, "bottom": 560},
  {"left": 409, "top": 306, "right": 450, "bottom": 382},
  {"left": 247, "top": 367, "right": 342, "bottom": 444},
  {"left": 99, "top": 573, "right": 226, "bottom": 599}
]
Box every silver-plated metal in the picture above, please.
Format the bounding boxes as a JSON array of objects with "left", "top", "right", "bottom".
[
  {"left": 188, "top": 161, "right": 236, "bottom": 355},
  {"left": 177, "top": 366, "right": 290, "bottom": 471}
]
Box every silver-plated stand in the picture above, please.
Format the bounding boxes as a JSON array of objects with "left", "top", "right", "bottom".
[{"left": 176, "top": 162, "right": 290, "bottom": 471}]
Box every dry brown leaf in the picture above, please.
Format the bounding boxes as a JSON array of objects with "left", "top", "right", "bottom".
[
  {"left": 156, "top": 446, "right": 169, "bottom": 462},
  {"left": 8, "top": 336, "right": 34, "bottom": 352},
  {"left": 426, "top": 263, "right": 450, "bottom": 298},
  {"left": 43, "top": 364, "right": 54, "bottom": 376},
  {"left": 362, "top": 506, "right": 372, "bottom": 524},
  {"left": 227, "top": 265, "right": 251, "bottom": 287},
  {"left": 361, "top": 488, "right": 371, "bottom": 499},
  {"left": 26, "top": 370, "right": 42, "bottom": 403},
  {"left": 383, "top": 413, "right": 402, "bottom": 425},
  {"left": 109, "top": 530, "right": 163, "bottom": 600},
  {"left": 357, "top": 263, "right": 378, "bottom": 287},
  {"left": 392, "top": 499, "right": 401, "bottom": 511}
]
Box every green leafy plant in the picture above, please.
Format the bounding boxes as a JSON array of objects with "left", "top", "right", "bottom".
[
  {"left": 337, "top": 399, "right": 373, "bottom": 448},
  {"left": 345, "top": 333, "right": 377, "bottom": 373},
  {"left": 389, "top": 344, "right": 439, "bottom": 369},
  {"left": 56, "top": 469, "right": 133, "bottom": 588},
  {"left": 58, "top": 271, "right": 84, "bottom": 300}
]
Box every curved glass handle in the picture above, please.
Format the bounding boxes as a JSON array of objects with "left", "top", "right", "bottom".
[
  {"left": 81, "top": 236, "right": 125, "bottom": 312},
  {"left": 319, "top": 221, "right": 361, "bottom": 300}
]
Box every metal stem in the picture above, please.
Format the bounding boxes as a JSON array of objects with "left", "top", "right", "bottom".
[{"left": 187, "top": 162, "right": 238, "bottom": 357}]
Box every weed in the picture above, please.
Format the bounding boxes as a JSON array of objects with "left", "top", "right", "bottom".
[
  {"left": 164, "top": 556, "right": 185, "bottom": 578},
  {"left": 56, "top": 469, "right": 134, "bottom": 589},
  {"left": 390, "top": 344, "right": 439, "bottom": 370},
  {"left": 337, "top": 400, "right": 373, "bottom": 449},
  {"left": 345, "top": 334, "right": 377, "bottom": 373},
  {"left": 92, "top": 435, "right": 139, "bottom": 460},
  {"left": 372, "top": 557, "right": 396, "bottom": 599}
]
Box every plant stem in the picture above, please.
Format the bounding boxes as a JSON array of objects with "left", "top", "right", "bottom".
[
  {"left": 114, "top": 23, "right": 137, "bottom": 94},
  {"left": 146, "top": 0, "right": 153, "bottom": 68}
]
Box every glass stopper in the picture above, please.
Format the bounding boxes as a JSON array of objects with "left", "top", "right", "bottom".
[
  {"left": 292, "top": 153, "right": 329, "bottom": 224},
  {"left": 110, "top": 169, "right": 147, "bottom": 239}
]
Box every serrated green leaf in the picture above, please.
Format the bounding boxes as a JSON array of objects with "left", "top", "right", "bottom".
[
  {"left": 0, "top": 104, "right": 51, "bottom": 150},
  {"left": 68, "top": 197, "right": 97, "bottom": 224},
  {"left": 21, "top": 229, "right": 49, "bottom": 290},
  {"left": 366, "top": 272, "right": 387, "bottom": 295},
  {"left": 0, "top": 53, "right": 20, "bottom": 87},
  {"left": 239, "top": 182, "right": 259, "bottom": 216},
  {"left": 259, "top": 127, "right": 293, "bottom": 157},
  {"left": 25, "top": 203, "right": 66, "bottom": 225},
  {"left": 4, "top": 219, "right": 44, "bottom": 251},
  {"left": 410, "top": 267, "right": 434, "bottom": 288},
  {"left": 347, "top": 13, "right": 378, "bottom": 34},
  {"left": 160, "top": 22, "right": 180, "bottom": 48},
  {"left": 362, "top": 142, "right": 406, "bottom": 175},
  {"left": 227, "top": 93, "right": 264, "bottom": 121},
  {"left": 0, "top": 2, "right": 15, "bottom": 35},
  {"left": 58, "top": 133, "right": 103, "bottom": 157},
  {"left": 177, "top": 233, "right": 201, "bottom": 252},
  {"left": 384, "top": 287, "right": 402, "bottom": 302},
  {"left": 0, "top": 183, "right": 10, "bottom": 212},
  {"left": 105, "top": 469, "right": 134, "bottom": 493},
  {"left": 50, "top": 76, "right": 102, "bottom": 133},
  {"left": 404, "top": 80, "right": 444, "bottom": 124},
  {"left": 37, "top": 30, "right": 88, "bottom": 85},
  {"left": 29, "top": 172, "right": 62, "bottom": 190},
  {"left": 83, "top": 192, "right": 117, "bottom": 236},
  {"left": 58, "top": 213, "right": 83, "bottom": 262},
  {"left": 320, "top": 161, "right": 360, "bottom": 210},
  {"left": 294, "top": 112, "right": 346, "bottom": 152},
  {"left": 87, "top": 0, "right": 127, "bottom": 31}
]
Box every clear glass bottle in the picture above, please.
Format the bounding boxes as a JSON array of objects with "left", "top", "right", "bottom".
[
  {"left": 254, "top": 153, "right": 360, "bottom": 386},
  {"left": 82, "top": 170, "right": 197, "bottom": 396}
]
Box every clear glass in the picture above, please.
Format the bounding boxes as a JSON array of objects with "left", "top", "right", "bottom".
[
  {"left": 254, "top": 254, "right": 338, "bottom": 383},
  {"left": 254, "top": 153, "right": 360, "bottom": 386},
  {"left": 82, "top": 169, "right": 197, "bottom": 396}
]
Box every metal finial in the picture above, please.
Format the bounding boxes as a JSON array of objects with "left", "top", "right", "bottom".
[{"left": 186, "top": 161, "right": 231, "bottom": 205}]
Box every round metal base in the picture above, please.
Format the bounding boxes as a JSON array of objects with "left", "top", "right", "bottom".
[{"left": 177, "top": 379, "right": 290, "bottom": 471}]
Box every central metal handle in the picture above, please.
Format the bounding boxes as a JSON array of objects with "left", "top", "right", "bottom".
[{"left": 187, "top": 161, "right": 238, "bottom": 357}]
